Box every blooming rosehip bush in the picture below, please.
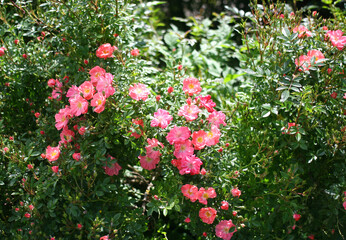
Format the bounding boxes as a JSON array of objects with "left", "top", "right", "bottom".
[{"left": 1, "top": 0, "right": 345, "bottom": 240}]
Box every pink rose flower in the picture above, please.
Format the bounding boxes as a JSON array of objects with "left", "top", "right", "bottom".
[
  {"left": 194, "top": 95, "right": 216, "bottom": 113},
  {"left": 331, "top": 92, "right": 337, "bottom": 99},
  {"left": 174, "top": 140, "right": 194, "bottom": 159},
  {"left": 96, "top": 43, "right": 116, "bottom": 59},
  {"left": 0, "top": 47, "right": 6, "bottom": 56},
  {"left": 183, "top": 77, "right": 202, "bottom": 96},
  {"left": 181, "top": 184, "right": 199, "bottom": 202},
  {"left": 192, "top": 130, "right": 207, "bottom": 150},
  {"left": 138, "top": 151, "right": 161, "bottom": 170},
  {"left": 150, "top": 109, "right": 173, "bottom": 129},
  {"left": 130, "top": 48, "right": 140, "bottom": 56},
  {"left": 96, "top": 73, "right": 115, "bottom": 98},
  {"left": 325, "top": 30, "right": 346, "bottom": 50},
  {"left": 199, "top": 207, "right": 217, "bottom": 224},
  {"left": 205, "top": 125, "right": 221, "bottom": 146},
  {"left": 51, "top": 166, "right": 59, "bottom": 173},
  {"left": 307, "top": 49, "right": 325, "bottom": 64},
  {"left": 293, "top": 25, "right": 312, "bottom": 38},
  {"left": 79, "top": 81, "right": 95, "bottom": 100},
  {"left": 129, "top": 83, "right": 150, "bottom": 101},
  {"left": 197, "top": 187, "right": 217, "bottom": 205},
  {"left": 89, "top": 66, "right": 106, "bottom": 86},
  {"left": 167, "top": 86, "right": 174, "bottom": 93},
  {"left": 69, "top": 95, "right": 89, "bottom": 116},
  {"left": 60, "top": 127, "right": 75, "bottom": 143},
  {"left": 179, "top": 155, "right": 203, "bottom": 175},
  {"left": 178, "top": 104, "right": 200, "bottom": 121},
  {"left": 55, "top": 106, "right": 71, "bottom": 130},
  {"left": 215, "top": 220, "right": 237, "bottom": 240},
  {"left": 46, "top": 146, "right": 60, "bottom": 162},
  {"left": 207, "top": 111, "right": 227, "bottom": 127},
  {"left": 221, "top": 201, "right": 229, "bottom": 210},
  {"left": 295, "top": 55, "right": 311, "bottom": 72},
  {"left": 104, "top": 162, "right": 122, "bottom": 176},
  {"left": 66, "top": 85, "right": 80, "bottom": 99},
  {"left": 166, "top": 126, "right": 191, "bottom": 145},
  {"left": 78, "top": 126, "right": 86, "bottom": 135},
  {"left": 91, "top": 92, "right": 106, "bottom": 113},
  {"left": 47, "top": 79, "right": 56, "bottom": 87},
  {"left": 130, "top": 118, "right": 144, "bottom": 138},
  {"left": 293, "top": 213, "right": 301, "bottom": 221},
  {"left": 231, "top": 187, "right": 241, "bottom": 198},
  {"left": 72, "top": 153, "right": 81, "bottom": 161}
]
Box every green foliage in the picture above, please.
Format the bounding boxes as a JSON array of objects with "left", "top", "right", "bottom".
[{"left": 0, "top": 0, "right": 345, "bottom": 240}]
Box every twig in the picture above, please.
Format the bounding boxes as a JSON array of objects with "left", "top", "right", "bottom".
[{"left": 142, "top": 176, "right": 156, "bottom": 214}]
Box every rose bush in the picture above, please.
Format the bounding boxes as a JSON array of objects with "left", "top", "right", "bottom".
[{"left": 0, "top": 0, "right": 345, "bottom": 240}]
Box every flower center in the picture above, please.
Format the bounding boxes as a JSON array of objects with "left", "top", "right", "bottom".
[
  {"left": 223, "top": 227, "right": 230, "bottom": 234},
  {"left": 146, "top": 156, "right": 153, "bottom": 163},
  {"left": 77, "top": 102, "right": 82, "bottom": 109}
]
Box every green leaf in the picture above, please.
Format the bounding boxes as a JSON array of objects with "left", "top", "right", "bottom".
[
  {"left": 261, "top": 111, "right": 271, "bottom": 118},
  {"left": 262, "top": 103, "right": 271, "bottom": 110},
  {"left": 280, "top": 90, "right": 290, "bottom": 102},
  {"left": 291, "top": 87, "right": 300, "bottom": 92},
  {"left": 96, "top": 191, "right": 104, "bottom": 196},
  {"left": 282, "top": 28, "right": 291, "bottom": 38},
  {"left": 296, "top": 133, "right": 301, "bottom": 142},
  {"left": 224, "top": 72, "right": 246, "bottom": 83},
  {"left": 163, "top": 31, "right": 179, "bottom": 48},
  {"left": 276, "top": 86, "right": 288, "bottom": 91},
  {"left": 163, "top": 208, "right": 168, "bottom": 216}
]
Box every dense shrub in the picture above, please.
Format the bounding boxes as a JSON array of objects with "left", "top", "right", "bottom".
[{"left": 0, "top": 0, "right": 345, "bottom": 240}]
